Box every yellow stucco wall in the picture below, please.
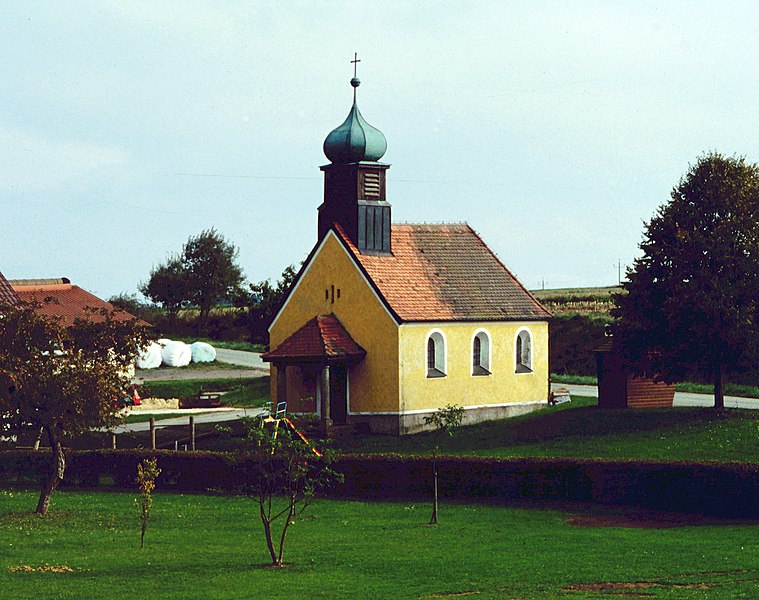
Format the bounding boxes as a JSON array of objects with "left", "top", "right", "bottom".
[
  {"left": 398, "top": 321, "right": 549, "bottom": 412},
  {"left": 269, "top": 232, "right": 400, "bottom": 413}
]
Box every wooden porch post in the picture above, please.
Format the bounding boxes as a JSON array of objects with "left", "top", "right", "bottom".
[
  {"left": 276, "top": 363, "right": 287, "bottom": 405},
  {"left": 320, "top": 364, "right": 332, "bottom": 433}
]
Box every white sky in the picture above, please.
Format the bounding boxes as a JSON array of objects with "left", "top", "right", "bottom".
[{"left": 1, "top": 1, "right": 757, "bottom": 298}]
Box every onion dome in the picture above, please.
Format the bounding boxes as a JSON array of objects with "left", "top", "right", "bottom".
[{"left": 323, "top": 76, "right": 387, "bottom": 163}]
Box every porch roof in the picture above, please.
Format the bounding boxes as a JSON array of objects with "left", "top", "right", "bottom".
[{"left": 262, "top": 314, "right": 366, "bottom": 364}]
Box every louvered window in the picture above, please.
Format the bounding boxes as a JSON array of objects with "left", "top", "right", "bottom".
[{"left": 364, "top": 172, "right": 380, "bottom": 197}]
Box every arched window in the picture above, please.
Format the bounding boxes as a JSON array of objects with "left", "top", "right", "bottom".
[
  {"left": 472, "top": 330, "right": 491, "bottom": 376},
  {"left": 515, "top": 329, "right": 532, "bottom": 373},
  {"left": 426, "top": 330, "right": 446, "bottom": 378}
]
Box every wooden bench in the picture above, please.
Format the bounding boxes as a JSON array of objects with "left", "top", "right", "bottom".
[
  {"left": 197, "top": 392, "right": 222, "bottom": 407},
  {"left": 549, "top": 387, "right": 571, "bottom": 405}
]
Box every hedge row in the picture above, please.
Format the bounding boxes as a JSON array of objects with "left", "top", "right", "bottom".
[{"left": 2, "top": 450, "right": 757, "bottom": 518}]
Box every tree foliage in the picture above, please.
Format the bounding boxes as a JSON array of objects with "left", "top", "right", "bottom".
[
  {"left": 182, "top": 229, "right": 244, "bottom": 325},
  {"left": 0, "top": 301, "right": 149, "bottom": 514},
  {"left": 240, "top": 418, "right": 341, "bottom": 566},
  {"left": 242, "top": 265, "right": 297, "bottom": 344},
  {"left": 139, "top": 229, "right": 244, "bottom": 327},
  {"left": 612, "top": 152, "right": 759, "bottom": 408},
  {"left": 135, "top": 457, "right": 161, "bottom": 549},
  {"left": 139, "top": 255, "right": 187, "bottom": 323}
]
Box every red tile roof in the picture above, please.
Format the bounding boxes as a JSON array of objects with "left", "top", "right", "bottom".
[
  {"left": 262, "top": 314, "right": 366, "bottom": 363},
  {"left": 10, "top": 279, "right": 147, "bottom": 327},
  {"left": 0, "top": 271, "right": 20, "bottom": 306},
  {"left": 334, "top": 223, "right": 552, "bottom": 322}
]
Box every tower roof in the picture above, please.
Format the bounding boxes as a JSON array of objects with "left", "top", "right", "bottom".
[{"left": 323, "top": 60, "right": 387, "bottom": 163}]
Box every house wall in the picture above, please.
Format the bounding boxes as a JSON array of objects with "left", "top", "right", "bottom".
[
  {"left": 397, "top": 321, "right": 549, "bottom": 432},
  {"left": 269, "top": 232, "right": 400, "bottom": 414},
  {"left": 626, "top": 376, "right": 675, "bottom": 408}
]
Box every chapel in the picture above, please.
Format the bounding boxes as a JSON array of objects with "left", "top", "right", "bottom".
[{"left": 262, "top": 66, "right": 552, "bottom": 434}]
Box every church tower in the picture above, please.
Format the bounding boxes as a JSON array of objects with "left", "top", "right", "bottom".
[{"left": 318, "top": 58, "right": 391, "bottom": 254}]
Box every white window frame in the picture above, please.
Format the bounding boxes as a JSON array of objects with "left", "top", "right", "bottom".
[
  {"left": 515, "top": 327, "right": 533, "bottom": 374},
  {"left": 471, "top": 328, "right": 492, "bottom": 376},
  {"left": 426, "top": 329, "right": 447, "bottom": 378}
]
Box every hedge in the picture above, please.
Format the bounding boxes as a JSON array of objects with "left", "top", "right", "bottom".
[{"left": 1, "top": 450, "right": 757, "bottom": 518}]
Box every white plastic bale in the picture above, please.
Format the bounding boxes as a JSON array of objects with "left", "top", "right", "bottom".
[
  {"left": 191, "top": 341, "right": 216, "bottom": 363},
  {"left": 136, "top": 342, "right": 163, "bottom": 369},
  {"left": 160, "top": 340, "right": 192, "bottom": 367}
]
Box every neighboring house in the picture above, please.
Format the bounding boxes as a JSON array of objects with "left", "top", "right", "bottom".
[
  {"left": 9, "top": 278, "right": 146, "bottom": 327},
  {"left": 263, "top": 74, "right": 552, "bottom": 434},
  {"left": 0, "top": 271, "right": 21, "bottom": 306}
]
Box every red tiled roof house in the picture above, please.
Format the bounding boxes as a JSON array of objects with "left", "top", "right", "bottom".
[
  {"left": 9, "top": 278, "right": 147, "bottom": 327},
  {"left": 263, "top": 75, "right": 551, "bottom": 434}
]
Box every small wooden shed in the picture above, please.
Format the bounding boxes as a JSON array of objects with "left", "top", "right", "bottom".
[{"left": 594, "top": 339, "right": 675, "bottom": 409}]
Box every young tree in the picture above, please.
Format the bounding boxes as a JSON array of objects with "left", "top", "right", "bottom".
[
  {"left": 182, "top": 228, "right": 244, "bottom": 326},
  {"left": 0, "top": 301, "right": 149, "bottom": 514},
  {"left": 135, "top": 457, "right": 161, "bottom": 549},
  {"left": 241, "top": 418, "right": 341, "bottom": 566},
  {"left": 139, "top": 255, "right": 187, "bottom": 323},
  {"left": 243, "top": 265, "right": 297, "bottom": 344},
  {"left": 612, "top": 153, "right": 759, "bottom": 408},
  {"left": 423, "top": 404, "right": 464, "bottom": 525}
]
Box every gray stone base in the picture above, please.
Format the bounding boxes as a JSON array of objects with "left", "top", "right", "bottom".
[{"left": 347, "top": 401, "right": 548, "bottom": 436}]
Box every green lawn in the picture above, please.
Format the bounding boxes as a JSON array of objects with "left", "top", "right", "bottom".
[
  {"left": 1, "top": 490, "right": 756, "bottom": 599},
  {"left": 332, "top": 397, "right": 759, "bottom": 463}
]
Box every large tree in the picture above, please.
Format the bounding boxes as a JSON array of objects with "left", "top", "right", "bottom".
[
  {"left": 139, "top": 255, "right": 187, "bottom": 323},
  {"left": 0, "top": 302, "right": 149, "bottom": 514},
  {"left": 181, "top": 228, "right": 244, "bottom": 325},
  {"left": 140, "top": 229, "right": 244, "bottom": 327},
  {"left": 612, "top": 153, "right": 759, "bottom": 408}
]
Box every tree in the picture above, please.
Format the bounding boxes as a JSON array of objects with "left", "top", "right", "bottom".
[
  {"left": 135, "top": 457, "right": 161, "bottom": 549},
  {"left": 0, "top": 301, "right": 149, "bottom": 514},
  {"left": 242, "top": 265, "right": 297, "bottom": 344},
  {"left": 423, "top": 404, "right": 464, "bottom": 525},
  {"left": 181, "top": 228, "right": 244, "bottom": 326},
  {"left": 139, "top": 230, "right": 244, "bottom": 329},
  {"left": 612, "top": 153, "right": 759, "bottom": 409},
  {"left": 139, "top": 255, "right": 187, "bottom": 323},
  {"left": 241, "top": 418, "right": 341, "bottom": 566}
]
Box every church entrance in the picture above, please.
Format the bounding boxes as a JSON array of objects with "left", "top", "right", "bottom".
[{"left": 329, "top": 364, "right": 348, "bottom": 425}]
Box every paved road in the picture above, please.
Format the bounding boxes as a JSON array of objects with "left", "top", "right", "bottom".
[
  {"left": 553, "top": 383, "right": 758, "bottom": 410},
  {"left": 113, "top": 407, "right": 266, "bottom": 433},
  {"left": 135, "top": 350, "right": 269, "bottom": 382},
  {"left": 215, "top": 348, "right": 269, "bottom": 371},
  {"left": 136, "top": 367, "right": 265, "bottom": 382}
]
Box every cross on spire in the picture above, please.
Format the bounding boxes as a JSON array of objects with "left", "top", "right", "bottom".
[{"left": 351, "top": 52, "right": 361, "bottom": 78}]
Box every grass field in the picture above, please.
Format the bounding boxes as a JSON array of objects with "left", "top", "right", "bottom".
[
  {"left": 1, "top": 489, "right": 757, "bottom": 599},
  {"left": 332, "top": 397, "right": 759, "bottom": 463}
]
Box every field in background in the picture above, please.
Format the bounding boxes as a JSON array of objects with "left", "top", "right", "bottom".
[{"left": 531, "top": 286, "right": 621, "bottom": 316}]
